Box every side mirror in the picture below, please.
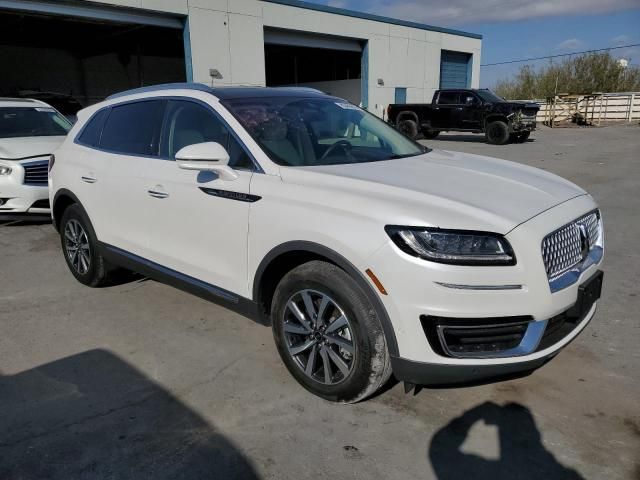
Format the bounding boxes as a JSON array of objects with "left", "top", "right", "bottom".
[{"left": 175, "top": 142, "right": 238, "bottom": 181}]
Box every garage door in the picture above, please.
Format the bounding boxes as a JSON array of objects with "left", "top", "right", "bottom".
[{"left": 440, "top": 51, "right": 471, "bottom": 89}]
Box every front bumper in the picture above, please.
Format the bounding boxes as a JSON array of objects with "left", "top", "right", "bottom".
[
  {"left": 391, "top": 301, "right": 597, "bottom": 386},
  {"left": 366, "top": 195, "right": 603, "bottom": 383},
  {"left": 0, "top": 161, "right": 50, "bottom": 214},
  {"left": 512, "top": 119, "right": 537, "bottom": 132},
  {"left": 391, "top": 349, "right": 551, "bottom": 386}
]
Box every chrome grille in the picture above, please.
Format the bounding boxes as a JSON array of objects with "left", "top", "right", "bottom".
[
  {"left": 542, "top": 211, "right": 600, "bottom": 279},
  {"left": 23, "top": 160, "right": 49, "bottom": 186}
]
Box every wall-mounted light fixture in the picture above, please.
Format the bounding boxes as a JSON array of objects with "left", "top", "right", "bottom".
[
  {"left": 209, "top": 69, "right": 223, "bottom": 80},
  {"left": 377, "top": 78, "right": 384, "bottom": 86}
]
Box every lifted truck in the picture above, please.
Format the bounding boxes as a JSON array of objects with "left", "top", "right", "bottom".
[{"left": 387, "top": 89, "right": 540, "bottom": 145}]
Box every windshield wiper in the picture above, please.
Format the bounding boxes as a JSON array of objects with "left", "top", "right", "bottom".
[{"left": 387, "top": 150, "right": 428, "bottom": 160}]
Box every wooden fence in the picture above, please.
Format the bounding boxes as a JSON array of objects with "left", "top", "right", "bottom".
[{"left": 516, "top": 92, "right": 640, "bottom": 127}]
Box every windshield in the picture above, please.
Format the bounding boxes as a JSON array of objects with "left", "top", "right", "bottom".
[
  {"left": 0, "top": 107, "right": 72, "bottom": 139},
  {"left": 224, "top": 97, "right": 425, "bottom": 167},
  {"left": 476, "top": 90, "right": 506, "bottom": 103}
]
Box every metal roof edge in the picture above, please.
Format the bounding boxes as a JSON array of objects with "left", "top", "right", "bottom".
[{"left": 261, "top": 0, "right": 482, "bottom": 40}]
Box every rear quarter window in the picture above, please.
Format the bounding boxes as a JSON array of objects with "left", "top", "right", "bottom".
[{"left": 76, "top": 109, "right": 108, "bottom": 147}]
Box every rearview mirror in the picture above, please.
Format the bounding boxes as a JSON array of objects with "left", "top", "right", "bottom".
[{"left": 175, "top": 142, "right": 238, "bottom": 181}]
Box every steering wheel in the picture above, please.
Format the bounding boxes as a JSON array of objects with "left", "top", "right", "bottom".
[{"left": 320, "top": 140, "right": 353, "bottom": 161}]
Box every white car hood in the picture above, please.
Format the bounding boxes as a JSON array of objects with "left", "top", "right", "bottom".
[
  {"left": 282, "top": 149, "right": 586, "bottom": 233},
  {"left": 0, "top": 136, "right": 66, "bottom": 160}
]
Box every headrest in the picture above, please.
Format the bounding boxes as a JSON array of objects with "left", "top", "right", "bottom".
[{"left": 259, "top": 118, "right": 288, "bottom": 141}]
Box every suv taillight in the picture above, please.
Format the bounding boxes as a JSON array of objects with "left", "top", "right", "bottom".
[{"left": 48, "top": 154, "right": 55, "bottom": 173}]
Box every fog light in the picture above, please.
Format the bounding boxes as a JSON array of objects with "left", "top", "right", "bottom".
[{"left": 0, "top": 164, "right": 12, "bottom": 175}]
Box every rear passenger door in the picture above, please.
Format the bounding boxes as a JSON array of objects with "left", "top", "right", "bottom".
[
  {"left": 431, "top": 91, "right": 460, "bottom": 129},
  {"left": 143, "top": 99, "right": 255, "bottom": 296},
  {"left": 94, "top": 99, "right": 165, "bottom": 255}
]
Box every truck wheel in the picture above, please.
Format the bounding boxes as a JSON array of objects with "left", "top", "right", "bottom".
[
  {"left": 423, "top": 129, "right": 440, "bottom": 139},
  {"left": 486, "top": 121, "right": 509, "bottom": 145},
  {"left": 271, "top": 260, "right": 392, "bottom": 403},
  {"left": 517, "top": 131, "right": 531, "bottom": 142},
  {"left": 398, "top": 119, "right": 418, "bottom": 139}
]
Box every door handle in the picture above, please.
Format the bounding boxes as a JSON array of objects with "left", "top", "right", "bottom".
[
  {"left": 81, "top": 175, "right": 97, "bottom": 183},
  {"left": 148, "top": 189, "right": 169, "bottom": 199}
]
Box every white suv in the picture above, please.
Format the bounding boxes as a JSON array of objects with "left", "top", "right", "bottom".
[
  {"left": 50, "top": 84, "right": 604, "bottom": 402},
  {"left": 0, "top": 98, "right": 71, "bottom": 215}
]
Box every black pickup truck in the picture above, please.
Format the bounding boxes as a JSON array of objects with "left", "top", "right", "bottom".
[{"left": 387, "top": 89, "right": 539, "bottom": 145}]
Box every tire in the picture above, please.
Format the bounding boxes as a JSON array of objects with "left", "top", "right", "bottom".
[
  {"left": 59, "top": 204, "right": 109, "bottom": 287},
  {"left": 398, "top": 119, "right": 419, "bottom": 139},
  {"left": 517, "top": 131, "right": 531, "bottom": 142},
  {"left": 271, "top": 260, "right": 392, "bottom": 403},
  {"left": 486, "top": 120, "right": 509, "bottom": 145},
  {"left": 422, "top": 129, "right": 440, "bottom": 139}
]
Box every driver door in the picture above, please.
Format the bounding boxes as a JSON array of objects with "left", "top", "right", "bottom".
[
  {"left": 459, "top": 92, "right": 483, "bottom": 130},
  {"left": 143, "top": 99, "right": 256, "bottom": 297}
]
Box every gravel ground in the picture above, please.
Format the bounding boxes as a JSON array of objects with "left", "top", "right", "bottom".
[{"left": 1, "top": 124, "right": 638, "bottom": 479}]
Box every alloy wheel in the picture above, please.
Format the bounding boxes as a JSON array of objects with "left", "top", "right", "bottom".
[
  {"left": 64, "top": 219, "right": 91, "bottom": 275},
  {"left": 282, "top": 289, "right": 356, "bottom": 385}
]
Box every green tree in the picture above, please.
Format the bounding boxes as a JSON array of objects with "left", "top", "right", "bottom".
[{"left": 494, "top": 52, "right": 640, "bottom": 100}]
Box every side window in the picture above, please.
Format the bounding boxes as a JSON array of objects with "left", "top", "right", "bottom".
[
  {"left": 437, "top": 92, "right": 460, "bottom": 105},
  {"left": 77, "top": 109, "right": 108, "bottom": 147},
  {"left": 161, "top": 100, "right": 228, "bottom": 159},
  {"left": 227, "top": 134, "right": 254, "bottom": 170},
  {"left": 161, "top": 100, "right": 254, "bottom": 170},
  {"left": 461, "top": 93, "right": 478, "bottom": 106},
  {"left": 99, "top": 100, "right": 164, "bottom": 156}
]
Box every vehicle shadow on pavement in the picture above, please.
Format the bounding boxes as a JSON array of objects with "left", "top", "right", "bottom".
[
  {"left": 0, "top": 217, "right": 52, "bottom": 226},
  {"left": 426, "top": 134, "right": 486, "bottom": 143},
  {"left": 0, "top": 349, "right": 260, "bottom": 480},
  {"left": 428, "top": 401, "right": 584, "bottom": 480}
]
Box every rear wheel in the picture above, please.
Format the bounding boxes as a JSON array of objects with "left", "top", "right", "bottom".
[
  {"left": 486, "top": 120, "right": 509, "bottom": 145},
  {"left": 516, "top": 131, "right": 531, "bottom": 142},
  {"left": 271, "top": 261, "right": 392, "bottom": 403},
  {"left": 59, "top": 204, "right": 109, "bottom": 287},
  {"left": 398, "top": 119, "right": 418, "bottom": 139}
]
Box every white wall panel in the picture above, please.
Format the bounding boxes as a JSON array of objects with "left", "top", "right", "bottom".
[
  {"left": 407, "top": 39, "right": 425, "bottom": 89},
  {"left": 388, "top": 36, "right": 409, "bottom": 87},
  {"left": 188, "top": 7, "right": 230, "bottom": 85},
  {"left": 142, "top": 0, "right": 187, "bottom": 14},
  {"left": 229, "top": 13, "right": 265, "bottom": 85}
]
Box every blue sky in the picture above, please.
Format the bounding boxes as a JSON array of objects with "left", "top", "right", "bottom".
[{"left": 307, "top": 0, "right": 640, "bottom": 88}]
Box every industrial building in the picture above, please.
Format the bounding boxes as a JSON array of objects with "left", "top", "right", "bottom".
[{"left": 0, "top": 0, "right": 482, "bottom": 116}]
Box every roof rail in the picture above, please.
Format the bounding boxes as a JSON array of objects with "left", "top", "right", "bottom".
[
  {"left": 0, "top": 97, "right": 39, "bottom": 103},
  {"left": 273, "top": 86, "right": 325, "bottom": 94},
  {"left": 106, "top": 83, "right": 215, "bottom": 100}
]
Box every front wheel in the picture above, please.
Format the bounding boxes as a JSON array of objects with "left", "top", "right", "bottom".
[
  {"left": 271, "top": 261, "right": 391, "bottom": 403},
  {"left": 486, "top": 121, "right": 510, "bottom": 145}
]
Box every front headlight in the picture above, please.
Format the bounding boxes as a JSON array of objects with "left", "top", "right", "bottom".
[
  {"left": 385, "top": 226, "right": 516, "bottom": 265},
  {"left": 0, "top": 164, "right": 12, "bottom": 176}
]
